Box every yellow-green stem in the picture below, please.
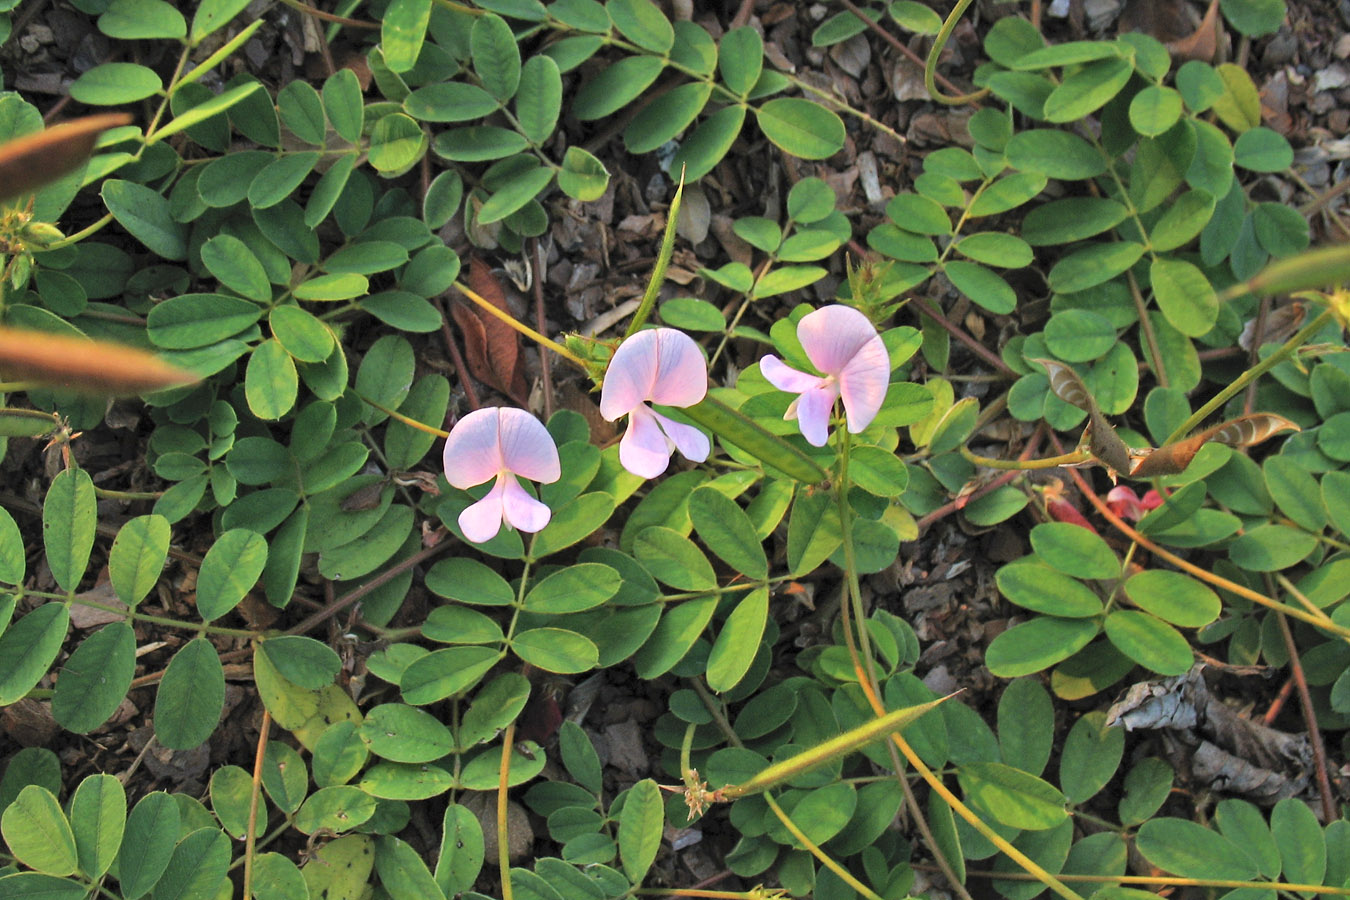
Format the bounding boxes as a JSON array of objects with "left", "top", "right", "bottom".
[
  {"left": 762, "top": 793, "right": 884, "bottom": 900},
  {"left": 454, "top": 281, "right": 586, "bottom": 369}
]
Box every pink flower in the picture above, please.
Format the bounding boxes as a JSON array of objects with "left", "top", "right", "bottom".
[
  {"left": 599, "top": 328, "right": 710, "bottom": 479},
  {"left": 1106, "top": 486, "right": 1164, "bottom": 522},
  {"left": 443, "top": 407, "right": 561, "bottom": 543},
  {"left": 760, "top": 305, "right": 889, "bottom": 447}
]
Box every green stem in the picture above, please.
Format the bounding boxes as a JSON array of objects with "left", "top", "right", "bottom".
[
  {"left": 1164, "top": 306, "right": 1334, "bottom": 446},
  {"left": 762, "top": 793, "right": 885, "bottom": 900},
  {"left": 454, "top": 280, "right": 586, "bottom": 369},
  {"left": 924, "top": 0, "right": 986, "bottom": 105}
]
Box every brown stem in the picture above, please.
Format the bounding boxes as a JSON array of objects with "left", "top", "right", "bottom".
[
  {"left": 283, "top": 534, "right": 453, "bottom": 637},
  {"left": 242, "top": 709, "right": 272, "bottom": 900},
  {"left": 531, "top": 238, "right": 554, "bottom": 422},
  {"left": 1243, "top": 294, "right": 1271, "bottom": 415},
  {"left": 438, "top": 295, "right": 482, "bottom": 411},
  {"left": 1274, "top": 612, "right": 1336, "bottom": 822}
]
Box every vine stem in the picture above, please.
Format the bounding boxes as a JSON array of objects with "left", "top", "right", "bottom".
[
  {"left": 1272, "top": 604, "right": 1336, "bottom": 821},
  {"left": 912, "top": 865, "right": 1350, "bottom": 894},
  {"left": 242, "top": 709, "right": 272, "bottom": 900},
  {"left": 960, "top": 445, "right": 1091, "bottom": 470},
  {"left": 836, "top": 430, "right": 1086, "bottom": 900},
  {"left": 762, "top": 793, "right": 885, "bottom": 900},
  {"left": 923, "top": 0, "right": 988, "bottom": 105}
]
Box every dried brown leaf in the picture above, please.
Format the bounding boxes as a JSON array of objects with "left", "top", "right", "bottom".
[
  {"left": 452, "top": 257, "right": 530, "bottom": 404},
  {"left": 0, "top": 114, "right": 132, "bottom": 202}
]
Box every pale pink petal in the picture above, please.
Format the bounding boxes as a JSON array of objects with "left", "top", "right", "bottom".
[
  {"left": 459, "top": 475, "right": 508, "bottom": 542},
  {"left": 760, "top": 355, "right": 825, "bottom": 394},
  {"left": 600, "top": 330, "right": 661, "bottom": 420},
  {"left": 444, "top": 408, "right": 507, "bottom": 490},
  {"left": 495, "top": 407, "right": 560, "bottom": 484},
  {"left": 838, "top": 333, "right": 890, "bottom": 433},
  {"left": 500, "top": 475, "right": 552, "bottom": 534},
  {"left": 795, "top": 384, "right": 839, "bottom": 447},
  {"left": 619, "top": 404, "right": 674, "bottom": 479},
  {"left": 647, "top": 329, "right": 709, "bottom": 408},
  {"left": 798, "top": 305, "right": 881, "bottom": 377},
  {"left": 1107, "top": 486, "right": 1146, "bottom": 521},
  {"left": 652, "top": 410, "right": 710, "bottom": 463}
]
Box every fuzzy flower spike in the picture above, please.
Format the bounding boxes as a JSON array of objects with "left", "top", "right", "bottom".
[
  {"left": 760, "top": 304, "right": 890, "bottom": 447},
  {"left": 443, "top": 407, "right": 561, "bottom": 543},
  {"left": 600, "top": 328, "right": 711, "bottom": 479}
]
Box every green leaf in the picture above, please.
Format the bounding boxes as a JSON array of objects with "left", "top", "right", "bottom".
[
  {"left": 294, "top": 786, "right": 374, "bottom": 836},
  {"left": 1128, "top": 85, "right": 1184, "bottom": 136},
  {"left": 1228, "top": 522, "right": 1317, "bottom": 570},
  {"left": 271, "top": 306, "right": 335, "bottom": 363},
  {"left": 624, "top": 82, "right": 712, "bottom": 154},
  {"left": 530, "top": 492, "right": 614, "bottom": 558},
  {"left": 997, "top": 563, "right": 1103, "bottom": 617},
  {"left": 246, "top": 339, "right": 299, "bottom": 420},
  {"left": 607, "top": 0, "right": 674, "bottom": 51},
  {"left": 511, "top": 627, "right": 599, "bottom": 674},
  {"left": 944, "top": 261, "right": 1015, "bottom": 314},
  {"left": 557, "top": 146, "right": 609, "bottom": 202},
  {"left": 1252, "top": 202, "right": 1309, "bottom": 257},
  {"left": 196, "top": 528, "right": 268, "bottom": 622},
  {"left": 1, "top": 786, "right": 77, "bottom": 876},
  {"left": 1047, "top": 242, "right": 1145, "bottom": 294},
  {"left": 515, "top": 54, "right": 562, "bottom": 145},
  {"left": 999, "top": 678, "right": 1054, "bottom": 776},
  {"left": 1149, "top": 189, "right": 1215, "bottom": 253},
  {"left": 367, "top": 113, "right": 427, "bottom": 174},
  {"left": 1059, "top": 711, "right": 1124, "bottom": 803},
  {"left": 986, "top": 616, "right": 1099, "bottom": 677},
  {"left": 706, "top": 587, "right": 768, "bottom": 692},
  {"left": 258, "top": 636, "right": 341, "bottom": 689},
  {"left": 1233, "top": 126, "right": 1292, "bottom": 171},
  {"left": 116, "top": 792, "right": 180, "bottom": 900},
  {"left": 382, "top": 0, "right": 431, "bottom": 72},
  {"left": 277, "top": 80, "right": 326, "bottom": 144},
  {"left": 1122, "top": 570, "right": 1219, "bottom": 628},
  {"left": 670, "top": 105, "right": 745, "bottom": 181},
  {"left": 251, "top": 853, "right": 309, "bottom": 900},
  {"left": 190, "top": 0, "right": 252, "bottom": 44},
  {"left": 618, "top": 779, "right": 664, "bottom": 882},
  {"left": 786, "top": 488, "right": 843, "bottom": 576},
  {"left": 0, "top": 603, "right": 66, "bottom": 704},
  {"left": 890, "top": 0, "right": 942, "bottom": 32},
  {"left": 632, "top": 595, "right": 717, "bottom": 678},
  {"left": 1135, "top": 818, "right": 1256, "bottom": 879},
  {"left": 1029, "top": 522, "right": 1119, "bottom": 578},
  {"left": 435, "top": 805, "right": 485, "bottom": 895},
  {"left": 323, "top": 69, "right": 365, "bottom": 143},
  {"left": 0, "top": 507, "right": 23, "bottom": 586},
  {"left": 70, "top": 775, "right": 125, "bottom": 880},
  {"left": 689, "top": 486, "right": 768, "bottom": 580},
  {"left": 719, "top": 26, "right": 763, "bottom": 95},
  {"left": 1263, "top": 455, "right": 1325, "bottom": 531},
  {"left": 209, "top": 766, "right": 253, "bottom": 838},
  {"left": 361, "top": 704, "right": 455, "bottom": 763},
  {"left": 399, "top": 647, "right": 499, "bottom": 705},
  {"left": 1005, "top": 129, "right": 1105, "bottom": 179},
  {"left": 633, "top": 526, "right": 717, "bottom": 591},
  {"left": 51, "top": 623, "right": 136, "bottom": 734},
  {"left": 523, "top": 563, "right": 621, "bottom": 613},
  {"left": 756, "top": 98, "right": 845, "bottom": 160},
  {"left": 154, "top": 638, "right": 225, "bottom": 750},
  {"left": 1103, "top": 610, "right": 1192, "bottom": 675},
  {"left": 201, "top": 234, "right": 271, "bottom": 303},
  {"left": 405, "top": 83, "right": 500, "bottom": 123},
  {"left": 574, "top": 55, "right": 664, "bottom": 119},
  {"left": 99, "top": 0, "right": 186, "bottom": 39},
  {"left": 70, "top": 63, "right": 162, "bottom": 105},
  {"left": 957, "top": 762, "right": 1067, "bottom": 830},
  {"left": 1214, "top": 799, "right": 1280, "bottom": 878},
  {"left": 472, "top": 13, "right": 521, "bottom": 101},
  {"left": 955, "top": 232, "right": 1033, "bottom": 268},
  {"left": 44, "top": 467, "right": 96, "bottom": 593},
  {"left": 1044, "top": 309, "right": 1116, "bottom": 362},
  {"left": 150, "top": 826, "right": 231, "bottom": 900},
  {"left": 147, "top": 294, "right": 263, "bottom": 349},
  {"left": 1270, "top": 796, "right": 1324, "bottom": 885},
  {"left": 1022, "top": 197, "right": 1126, "bottom": 245},
  {"left": 102, "top": 180, "right": 186, "bottom": 260},
  {"left": 968, "top": 171, "right": 1047, "bottom": 217},
  {"left": 1043, "top": 57, "right": 1133, "bottom": 122},
  {"left": 248, "top": 152, "right": 320, "bottom": 209},
  {"left": 1220, "top": 0, "right": 1284, "bottom": 37},
  {"left": 420, "top": 606, "right": 504, "bottom": 645}
]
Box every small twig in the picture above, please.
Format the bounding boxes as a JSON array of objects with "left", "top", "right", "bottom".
[
  {"left": 910, "top": 297, "right": 1014, "bottom": 376},
  {"left": 1273, "top": 612, "right": 1336, "bottom": 821},
  {"left": 1261, "top": 677, "right": 1295, "bottom": 726},
  {"left": 532, "top": 238, "right": 555, "bottom": 422},
  {"left": 836, "top": 0, "right": 981, "bottom": 107}
]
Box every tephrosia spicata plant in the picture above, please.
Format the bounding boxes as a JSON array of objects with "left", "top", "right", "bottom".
[
  {"left": 600, "top": 327, "right": 711, "bottom": 478},
  {"left": 443, "top": 406, "right": 560, "bottom": 543},
  {"left": 760, "top": 304, "right": 890, "bottom": 446}
]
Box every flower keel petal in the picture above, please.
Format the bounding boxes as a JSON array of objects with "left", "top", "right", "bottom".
[
  {"left": 795, "top": 385, "right": 838, "bottom": 447},
  {"left": 619, "top": 404, "right": 674, "bottom": 479},
  {"left": 459, "top": 475, "right": 508, "bottom": 543}
]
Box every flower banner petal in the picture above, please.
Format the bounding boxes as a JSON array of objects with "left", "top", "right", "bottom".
[
  {"left": 443, "top": 407, "right": 507, "bottom": 489},
  {"left": 600, "top": 331, "right": 661, "bottom": 419},
  {"left": 837, "top": 334, "right": 889, "bottom": 433},
  {"left": 798, "top": 305, "right": 879, "bottom": 376},
  {"left": 497, "top": 407, "right": 561, "bottom": 484},
  {"left": 648, "top": 329, "right": 708, "bottom": 408}
]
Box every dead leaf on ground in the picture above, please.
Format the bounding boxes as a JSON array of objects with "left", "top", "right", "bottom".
[{"left": 451, "top": 258, "right": 531, "bottom": 405}]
